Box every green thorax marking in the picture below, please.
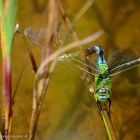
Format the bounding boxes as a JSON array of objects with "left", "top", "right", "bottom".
[
  {"left": 94, "top": 63, "right": 112, "bottom": 101},
  {"left": 95, "top": 63, "right": 111, "bottom": 88}
]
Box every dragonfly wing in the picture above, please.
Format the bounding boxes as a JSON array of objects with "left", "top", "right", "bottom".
[
  {"left": 84, "top": 56, "right": 101, "bottom": 75},
  {"left": 24, "top": 25, "right": 71, "bottom": 48},
  {"left": 108, "top": 46, "right": 140, "bottom": 76},
  {"left": 24, "top": 28, "right": 48, "bottom": 47},
  {"left": 58, "top": 52, "right": 100, "bottom": 76},
  {"left": 109, "top": 58, "right": 140, "bottom": 76}
]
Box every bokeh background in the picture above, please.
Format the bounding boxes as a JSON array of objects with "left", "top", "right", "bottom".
[{"left": 1, "top": 0, "right": 140, "bottom": 140}]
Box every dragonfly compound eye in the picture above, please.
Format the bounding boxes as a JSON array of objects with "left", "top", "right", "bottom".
[
  {"left": 99, "top": 88, "right": 106, "bottom": 93},
  {"left": 99, "top": 95, "right": 107, "bottom": 99},
  {"left": 95, "top": 87, "right": 111, "bottom": 101}
]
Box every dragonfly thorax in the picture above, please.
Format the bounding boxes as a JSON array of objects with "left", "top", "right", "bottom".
[
  {"left": 99, "top": 63, "right": 109, "bottom": 76},
  {"left": 95, "top": 73, "right": 111, "bottom": 102}
]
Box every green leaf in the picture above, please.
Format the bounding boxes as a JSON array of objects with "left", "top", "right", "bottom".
[
  {"left": 1, "top": 0, "right": 18, "bottom": 54},
  {"left": 0, "top": 0, "right": 3, "bottom": 17}
]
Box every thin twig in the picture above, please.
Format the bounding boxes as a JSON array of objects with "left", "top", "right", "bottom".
[
  {"left": 16, "top": 31, "right": 38, "bottom": 73},
  {"left": 29, "top": 62, "right": 55, "bottom": 140},
  {"left": 29, "top": 0, "right": 60, "bottom": 140},
  {"left": 75, "top": 0, "right": 95, "bottom": 21},
  {"left": 0, "top": 132, "right": 3, "bottom": 140},
  {"left": 59, "top": 1, "right": 98, "bottom": 86},
  {"left": 12, "top": 55, "right": 27, "bottom": 103},
  {"left": 37, "top": 30, "right": 103, "bottom": 75},
  {"left": 101, "top": 111, "right": 118, "bottom": 140},
  {"left": 27, "top": 48, "right": 38, "bottom": 73},
  {"left": 8, "top": 56, "right": 27, "bottom": 134}
]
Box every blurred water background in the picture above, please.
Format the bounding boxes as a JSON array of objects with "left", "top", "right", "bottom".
[{"left": 0, "top": 0, "right": 140, "bottom": 140}]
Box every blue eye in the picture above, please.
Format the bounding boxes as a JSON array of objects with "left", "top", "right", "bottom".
[{"left": 99, "top": 95, "right": 106, "bottom": 99}]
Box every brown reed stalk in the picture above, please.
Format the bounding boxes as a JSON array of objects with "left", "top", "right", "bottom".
[
  {"left": 28, "top": 1, "right": 105, "bottom": 140},
  {"left": 37, "top": 30, "right": 103, "bottom": 75},
  {"left": 75, "top": 0, "right": 95, "bottom": 21},
  {"left": 16, "top": 31, "right": 38, "bottom": 73},
  {"left": 101, "top": 110, "right": 118, "bottom": 140},
  {"left": 29, "top": 0, "right": 60, "bottom": 140}
]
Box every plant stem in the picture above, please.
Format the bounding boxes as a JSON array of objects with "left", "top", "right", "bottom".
[
  {"left": 37, "top": 30, "right": 103, "bottom": 75},
  {"left": 2, "top": 55, "right": 12, "bottom": 140},
  {"left": 75, "top": 0, "right": 95, "bottom": 21},
  {"left": 101, "top": 111, "right": 117, "bottom": 140},
  {"left": 0, "top": 0, "right": 18, "bottom": 138},
  {"left": 29, "top": 0, "right": 60, "bottom": 139}
]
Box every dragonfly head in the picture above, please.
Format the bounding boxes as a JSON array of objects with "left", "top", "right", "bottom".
[{"left": 95, "top": 88, "right": 111, "bottom": 101}]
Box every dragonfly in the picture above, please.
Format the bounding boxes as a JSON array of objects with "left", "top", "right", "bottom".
[
  {"left": 82, "top": 45, "right": 140, "bottom": 114},
  {"left": 22, "top": 27, "right": 140, "bottom": 115}
]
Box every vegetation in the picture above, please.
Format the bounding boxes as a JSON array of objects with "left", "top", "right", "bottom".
[{"left": 0, "top": 0, "right": 140, "bottom": 140}]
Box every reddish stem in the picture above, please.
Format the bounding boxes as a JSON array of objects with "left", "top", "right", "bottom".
[{"left": 2, "top": 55, "right": 12, "bottom": 139}]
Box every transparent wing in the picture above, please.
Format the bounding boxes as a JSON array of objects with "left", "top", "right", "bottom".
[
  {"left": 108, "top": 46, "right": 140, "bottom": 76},
  {"left": 23, "top": 26, "right": 100, "bottom": 76},
  {"left": 24, "top": 25, "right": 72, "bottom": 48},
  {"left": 24, "top": 28, "right": 47, "bottom": 47},
  {"left": 58, "top": 52, "right": 100, "bottom": 76}
]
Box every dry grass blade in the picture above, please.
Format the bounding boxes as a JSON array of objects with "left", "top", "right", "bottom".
[
  {"left": 59, "top": 1, "right": 98, "bottom": 84},
  {"left": 12, "top": 56, "right": 27, "bottom": 104},
  {"left": 42, "top": 0, "right": 59, "bottom": 59},
  {"left": 101, "top": 111, "right": 118, "bottom": 140},
  {"left": 27, "top": 48, "right": 38, "bottom": 73},
  {"left": 0, "top": 132, "right": 3, "bottom": 140},
  {"left": 16, "top": 31, "right": 38, "bottom": 73},
  {"left": 9, "top": 55, "right": 34, "bottom": 136},
  {"left": 37, "top": 30, "right": 103, "bottom": 75},
  {"left": 29, "top": 0, "right": 60, "bottom": 140},
  {"left": 75, "top": 0, "right": 95, "bottom": 21}
]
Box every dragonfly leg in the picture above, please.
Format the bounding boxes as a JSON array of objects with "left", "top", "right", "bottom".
[
  {"left": 96, "top": 100, "right": 102, "bottom": 116},
  {"left": 97, "top": 99, "right": 111, "bottom": 118}
]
